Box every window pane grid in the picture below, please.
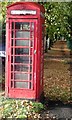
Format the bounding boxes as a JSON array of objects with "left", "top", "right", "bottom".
[
  {"left": 11, "top": 79, "right": 33, "bottom": 81},
  {"left": 11, "top": 38, "right": 33, "bottom": 40},
  {"left": 11, "top": 71, "right": 33, "bottom": 74},
  {"left": 11, "top": 63, "right": 32, "bottom": 65},
  {"left": 13, "top": 22, "right": 15, "bottom": 88},
  {"left": 11, "top": 46, "right": 31, "bottom": 48},
  {"left": 10, "top": 21, "right": 12, "bottom": 88},
  {"left": 31, "top": 22, "right": 34, "bottom": 90},
  {"left": 10, "top": 21, "right": 34, "bottom": 89},
  {"left": 29, "top": 22, "right": 31, "bottom": 89},
  {"left": 13, "top": 30, "right": 33, "bottom": 31}
]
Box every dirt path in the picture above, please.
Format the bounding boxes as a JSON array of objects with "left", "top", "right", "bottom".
[
  {"left": 39, "top": 40, "right": 72, "bottom": 119},
  {"left": 44, "top": 40, "right": 71, "bottom": 102}
]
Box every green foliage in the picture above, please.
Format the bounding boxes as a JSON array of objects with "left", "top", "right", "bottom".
[
  {"left": 31, "top": 102, "right": 43, "bottom": 112},
  {"left": 40, "top": 2, "right": 72, "bottom": 42},
  {"left": 0, "top": 2, "right": 13, "bottom": 29},
  {"left": 0, "top": 97, "right": 43, "bottom": 119},
  {"left": 1, "top": 2, "right": 72, "bottom": 43},
  {"left": 67, "top": 39, "right": 72, "bottom": 50}
]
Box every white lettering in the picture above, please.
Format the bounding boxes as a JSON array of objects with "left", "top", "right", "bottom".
[{"left": 11, "top": 10, "right": 36, "bottom": 15}]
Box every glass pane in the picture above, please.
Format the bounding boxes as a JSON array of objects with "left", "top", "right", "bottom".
[
  {"left": 11, "top": 81, "right": 13, "bottom": 88},
  {"left": 41, "top": 48, "right": 43, "bottom": 55},
  {"left": 31, "top": 31, "right": 33, "bottom": 38},
  {"left": 31, "top": 23, "right": 34, "bottom": 30},
  {"left": 41, "top": 57, "right": 42, "bottom": 63},
  {"left": 14, "top": 73, "right": 29, "bottom": 80},
  {"left": 30, "top": 65, "right": 32, "bottom": 72},
  {"left": 22, "top": 23, "right": 30, "bottom": 30},
  {"left": 15, "top": 56, "right": 29, "bottom": 63},
  {"left": 15, "top": 22, "right": 20, "bottom": 29},
  {"left": 12, "top": 40, "right": 13, "bottom": 46},
  {"left": 15, "top": 65, "right": 29, "bottom": 72},
  {"left": 41, "top": 55, "right": 43, "bottom": 63},
  {"left": 12, "top": 22, "right": 14, "bottom": 29},
  {"left": 15, "top": 40, "right": 29, "bottom": 47},
  {"left": 15, "top": 48, "right": 29, "bottom": 55},
  {"left": 30, "top": 57, "right": 32, "bottom": 64},
  {"left": 14, "top": 81, "right": 28, "bottom": 88},
  {"left": 11, "top": 56, "right": 13, "bottom": 63},
  {"left": 41, "top": 78, "right": 42, "bottom": 85},
  {"left": 42, "top": 40, "right": 43, "bottom": 47},
  {"left": 11, "top": 48, "right": 13, "bottom": 55},
  {"left": 11, "top": 73, "right": 13, "bottom": 79},
  {"left": 15, "top": 22, "right": 30, "bottom": 30},
  {"left": 41, "top": 71, "right": 43, "bottom": 77},
  {"left": 42, "top": 33, "right": 43, "bottom": 39},
  {"left": 41, "top": 63, "right": 43, "bottom": 71},
  {"left": 15, "top": 31, "right": 30, "bottom": 38},
  {"left": 30, "top": 48, "right": 32, "bottom": 55},
  {"left": 11, "top": 65, "right": 13, "bottom": 71},
  {"left": 30, "top": 74, "right": 32, "bottom": 80},
  {"left": 12, "top": 31, "right": 14, "bottom": 38},
  {"left": 30, "top": 82, "right": 32, "bottom": 89},
  {"left": 31, "top": 40, "right": 33, "bottom": 47},
  {"left": 41, "top": 55, "right": 43, "bottom": 59}
]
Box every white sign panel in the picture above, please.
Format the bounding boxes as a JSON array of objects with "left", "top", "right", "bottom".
[
  {"left": 0, "top": 51, "right": 6, "bottom": 57},
  {"left": 11, "top": 10, "right": 36, "bottom": 15}
]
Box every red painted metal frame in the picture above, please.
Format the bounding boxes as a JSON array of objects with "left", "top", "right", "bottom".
[
  {"left": 5, "top": 2, "right": 45, "bottom": 100},
  {"left": 36, "top": 13, "right": 45, "bottom": 100},
  {"left": 9, "top": 19, "right": 37, "bottom": 99}
]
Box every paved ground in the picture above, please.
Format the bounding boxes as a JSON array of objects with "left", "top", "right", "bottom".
[
  {"left": 47, "top": 101, "right": 72, "bottom": 119},
  {"left": 40, "top": 99, "right": 72, "bottom": 119},
  {"left": 49, "top": 107, "right": 72, "bottom": 119}
]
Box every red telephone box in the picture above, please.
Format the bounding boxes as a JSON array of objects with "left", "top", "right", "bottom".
[{"left": 5, "top": 2, "right": 45, "bottom": 100}]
